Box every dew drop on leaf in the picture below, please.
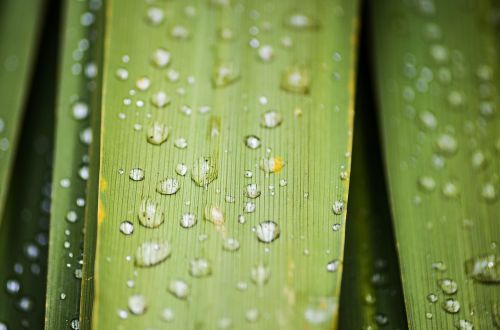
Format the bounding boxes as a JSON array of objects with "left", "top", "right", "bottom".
[
  {"left": 135, "top": 239, "right": 171, "bottom": 267},
  {"left": 189, "top": 258, "right": 212, "bottom": 277},
  {"left": 255, "top": 220, "right": 280, "bottom": 243},
  {"left": 192, "top": 157, "right": 218, "bottom": 187},
  {"left": 138, "top": 198, "right": 164, "bottom": 228},
  {"left": 281, "top": 66, "right": 310, "bottom": 94},
  {"left": 147, "top": 122, "right": 170, "bottom": 145},
  {"left": 129, "top": 168, "right": 144, "bottom": 181},
  {"left": 260, "top": 111, "right": 283, "bottom": 128},
  {"left": 464, "top": 254, "right": 500, "bottom": 283},
  {"left": 250, "top": 263, "right": 270, "bottom": 286},
  {"left": 156, "top": 178, "right": 180, "bottom": 195},
  {"left": 128, "top": 294, "right": 147, "bottom": 315},
  {"left": 168, "top": 279, "right": 190, "bottom": 299},
  {"left": 119, "top": 221, "right": 134, "bottom": 235}
]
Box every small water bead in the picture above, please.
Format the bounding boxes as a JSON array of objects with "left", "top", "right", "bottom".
[
  {"left": 212, "top": 62, "right": 240, "bottom": 87},
  {"left": 477, "top": 64, "right": 493, "bottom": 81},
  {"left": 281, "top": 35, "right": 293, "bottom": 48},
  {"left": 250, "top": 263, "right": 270, "bottom": 285},
  {"left": 331, "top": 200, "right": 345, "bottom": 215},
  {"left": 448, "top": 91, "right": 465, "bottom": 107},
  {"left": 192, "top": 157, "right": 218, "bottom": 187},
  {"left": 136, "top": 76, "right": 151, "bottom": 91},
  {"left": 117, "top": 309, "right": 129, "bottom": 319},
  {"left": 157, "top": 178, "right": 180, "bottom": 195},
  {"left": 285, "top": 12, "right": 319, "bottom": 30},
  {"left": 255, "top": 221, "right": 280, "bottom": 243},
  {"left": 436, "top": 134, "right": 458, "bottom": 155},
  {"left": 74, "top": 269, "right": 82, "bottom": 279},
  {"left": 199, "top": 105, "right": 211, "bottom": 114},
  {"left": 16, "top": 296, "right": 33, "bottom": 312},
  {"left": 481, "top": 182, "right": 498, "bottom": 202},
  {"left": 166, "top": 68, "right": 180, "bottom": 82},
  {"left": 217, "top": 318, "right": 232, "bottom": 329},
  {"left": 472, "top": 150, "right": 487, "bottom": 169},
  {"left": 418, "top": 110, "right": 438, "bottom": 130},
  {"left": 6, "top": 279, "right": 21, "bottom": 295},
  {"left": 115, "top": 68, "right": 128, "bottom": 80},
  {"left": 147, "top": 122, "right": 170, "bottom": 145},
  {"left": 244, "top": 184, "right": 261, "bottom": 199},
  {"left": 260, "top": 111, "right": 283, "bottom": 128},
  {"left": 425, "top": 312, "right": 433, "bottom": 320},
  {"left": 70, "top": 319, "right": 79, "bottom": 330},
  {"left": 151, "top": 91, "right": 171, "bottom": 108},
  {"left": 430, "top": 44, "right": 449, "bottom": 63},
  {"left": 326, "top": 259, "right": 341, "bottom": 273},
  {"left": 146, "top": 7, "right": 164, "bottom": 25},
  {"left": 332, "top": 223, "right": 341, "bottom": 232},
  {"left": 218, "top": 27, "right": 235, "bottom": 41},
  {"left": 204, "top": 205, "right": 224, "bottom": 225},
  {"left": 189, "top": 258, "right": 212, "bottom": 277},
  {"left": 175, "top": 163, "right": 188, "bottom": 176},
  {"left": 427, "top": 293, "right": 438, "bottom": 303},
  {"left": 374, "top": 313, "right": 388, "bottom": 326},
  {"left": 438, "top": 278, "right": 458, "bottom": 295},
  {"left": 128, "top": 294, "right": 147, "bottom": 315},
  {"left": 457, "top": 319, "right": 473, "bottom": 330},
  {"left": 135, "top": 239, "right": 171, "bottom": 267},
  {"left": 168, "top": 279, "right": 190, "bottom": 299},
  {"left": 245, "top": 308, "right": 259, "bottom": 322},
  {"left": 223, "top": 238, "right": 240, "bottom": 252},
  {"left": 174, "top": 138, "right": 188, "bottom": 149},
  {"left": 465, "top": 254, "right": 500, "bottom": 283},
  {"left": 480, "top": 101, "right": 496, "bottom": 117},
  {"left": 129, "top": 168, "right": 144, "bottom": 181},
  {"left": 171, "top": 25, "right": 190, "bottom": 39},
  {"left": 259, "top": 156, "right": 285, "bottom": 174},
  {"left": 281, "top": 66, "right": 310, "bottom": 94},
  {"left": 78, "top": 165, "right": 89, "bottom": 180},
  {"left": 257, "top": 45, "right": 274, "bottom": 62},
  {"left": 66, "top": 210, "right": 78, "bottom": 223},
  {"left": 442, "top": 298, "right": 460, "bottom": 314},
  {"left": 304, "top": 297, "right": 336, "bottom": 325},
  {"left": 72, "top": 102, "right": 89, "bottom": 120},
  {"left": 442, "top": 181, "right": 460, "bottom": 198},
  {"left": 161, "top": 308, "right": 175, "bottom": 322},
  {"left": 432, "top": 261, "right": 447, "bottom": 272},
  {"left": 180, "top": 213, "right": 196, "bottom": 229},
  {"left": 152, "top": 48, "right": 171, "bottom": 68},
  {"left": 244, "top": 135, "right": 261, "bottom": 149},
  {"left": 244, "top": 201, "right": 256, "bottom": 213},
  {"left": 418, "top": 176, "right": 436, "bottom": 192},
  {"left": 119, "top": 221, "right": 134, "bottom": 235},
  {"left": 138, "top": 198, "right": 164, "bottom": 228}
]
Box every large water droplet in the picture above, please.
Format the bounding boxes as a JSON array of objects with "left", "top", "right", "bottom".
[
  {"left": 244, "top": 135, "right": 261, "bottom": 149},
  {"left": 180, "top": 213, "right": 196, "bottom": 228},
  {"left": 258, "top": 45, "right": 274, "bottom": 62},
  {"left": 72, "top": 102, "right": 89, "bottom": 120},
  {"left": 465, "top": 254, "right": 500, "bottom": 283},
  {"left": 192, "top": 157, "right": 218, "bottom": 187},
  {"left": 437, "top": 278, "right": 458, "bottom": 295},
  {"left": 135, "top": 239, "right": 171, "bottom": 267},
  {"left": 128, "top": 294, "right": 147, "bottom": 315},
  {"left": 156, "top": 178, "right": 180, "bottom": 195},
  {"left": 244, "top": 183, "right": 261, "bottom": 199},
  {"left": 281, "top": 66, "right": 310, "bottom": 94},
  {"left": 176, "top": 163, "right": 188, "bottom": 176},
  {"left": 332, "top": 200, "right": 345, "bottom": 215},
  {"left": 326, "top": 259, "right": 341, "bottom": 273},
  {"left": 136, "top": 76, "right": 151, "bottom": 91},
  {"left": 129, "top": 168, "right": 145, "bottom": 181},
  {"left": 442, "top": 298, "right": 460, "bottom": 314},
  {"left": 255, "top": 221, "right": 280, "bottom": 243},
  {"left": 151, "top": 91, "right": 171, "bottom": 108},
  {"left": 457, "top": 319, "right": 473, "bottom": 330},
  {"left": 212, "top": 62, "right": 239, "bottom": 87},
  {"left": 260, "top": 111, "right": 283, "bottom": 128},
  {"left": 5, "top": 279, "right": 21, "bottom": 295},
  {"left": 138, "top": 198, "right": 164, "bottom": 228},
  {"left": 436, "top": 134, "right": 458, "bottom": 156},
  {"left": 119, "top": 221, "right": 134, "bottom": 235},
  {"left": 418, "top": 176, "right": 436, "bottom": 193},
  {"left": 152, "top": 48, "right": 171, "bottom": 68}
]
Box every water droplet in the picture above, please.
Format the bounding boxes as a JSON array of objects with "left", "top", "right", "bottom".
[
  {"left": 192, "top": 157, "right": 218, "bottom": 187},
  {"left": 304, "top": 297, "right": 336, "bottom": 325},
  {"left": 146, "top": 7, "right": 164, "bottom": 25},
  {"left": 332, "top": 223, "right": 341, "bottom": 231},
  {"left": 115, "top": 68, "right": 129, "bottom": 80},
  {"left": 432, "top": 261, "right": 447, "bottom": 272},
  {"left": 147, "top": 122, "right": 170, "bottom": 145},
  {"left": 217, "top": 318, "right": 232, "bottom": 329},
  {"left": 418, "top": 110, "right": 438, "bottom": 130},
  {"left": 128, "top": 294, "right": 147, "bottom": 315},
  {"left": 255, "top": 220, "right": 280, "bottom": 243},
  {"left": 259, "top": 156, "right": 285, "bottom": 173},
  {"left": 481, "top": 182, "right": 498, "bottom": 202},
  {"left": 212, "top": 62, "right": 239, "bottom": 87},
  {"left": 135, "top": 239, "right": 171, "bottom": 267},
  {"left": 129, "top": 168, "right": 145, "bottom": 181},
  {"left": 152, "top": 48, "right": 171, "bottom": 68},
  {"left": 244, "top": 135, "right": 261, "bottom": 149},
  {"left": 244, "top": 183, "right": 261, "bottom": 199},
  {"left": 418, "top": 176, "right": 436, "bottom": 192},
  {"left": 72, "top": 102, "right": 89, "bottom": 120},
  {"left": 442, "top": 298, "right": 460, "bottom": 314},
  {"left": 245, "top": 308, "right": 259, "bottom": 322},
  {"left": 175, "top": 163, "right": 188, "bottom": 176},
  {"left": 171, "top": 25, "right": 190, "bottom": 39},
  {"left": 204, "top": 205, "right": 224, "bottom": 225},
  {"left": 430, "top": 44, "right": 449, "bottom": 63},
  {"left": 457, "top": 319, "right": 473, "bottom": 330},
  {"left": 168, "top": 279, "right": 190, "bottom": 299},
  {"left": 138, "top": 198, "right": 164, "bottom": 228},
  {"left": 436, "top": 133, "right": 458, "bottom": 155},
  {"left": 244, "top": 170, "right": 253, "bottom": 178},
  {"left": 151, "top": 91, "right": 171, "bottom": 108},
  {"left": 281, "top": 66, "right": 310, "bottom": 94},
  {"left": 117, "top": 309, "right": 129, "bottom": 319},
  {"left": 119, "top": 221, "right": 134, "bottom": 235},
  {"left": 174, "top": 138, "right": 188, "bottom": 149},
  {"left": 448, "top": 91, "right": 464, "bottom": 107},
  {"left": 260, "top": 111, "right": 283, "bottom": 128},
  {"left": 258, "top": 45, "right": 274, "bottom": 62},
  {"left": 189, "top": 258, "right": 212, "bottom": 277},
  {"left": 70, "top": 319, "right": 80, "bottom": 330},
  {"left": 427, "top": 293, "right": 438, "bottom": 303},
  {"left": 161, "top": 308, "right": 175, "bottom": 322},
  {"left": 285, "top": 12, "right": 319, "bottom": 30},
  {"left": 326, "top": 259, "right": 341, "bottom": 273},
  {"left": 425, "top": 312, "right": 433, "bottom": 319},
  {"left": 136, "top": 76, "right": 151, "bottom": 91},
  {"left": 437, "top": 278, "right": 458, "bottom": 295},
  {"left": 442, "top": 181, "right": 460, "bottom": 198},
  {"left": 251, "top": 263, "right": 270, "bottom": 285},
  {"left": 5, "top": 279, "right": 20, "bottom": 295},
  {"left": 332, "top": 200, "right": 345, "bottom": 215},
  {"left": 66, "top": 210, "right": 78, "bottom": 223},
  {"left": 465, "top": 254, "right": 500, "bottom": 283},
  {"left": 180, "top": 213, "right": 196, "bottom": 229},
  {"left": 157, "top": 178, "right": 180, "bottom": 195},
  {"left": 222, "top": 238, "right": 240, "bottom": 252},
  {"left": 374, "top": 313, "right": 388, "bottom": 326}
]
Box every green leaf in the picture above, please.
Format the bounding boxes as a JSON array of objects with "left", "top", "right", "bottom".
[
  {"left": 0, "top": 0, "right": 46, "bottom": 226},
  {"left": 92, "top": 0, "right": 359, "bottom": 328},
  {"left": 0, "top": 5, "right": 58, "bottom": 327},
  {"left": 44, "top": 0, "right": 103, "bottom": 328},
  {"left": 371, "top": 0, "right": 500, "bottom": 328}
]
